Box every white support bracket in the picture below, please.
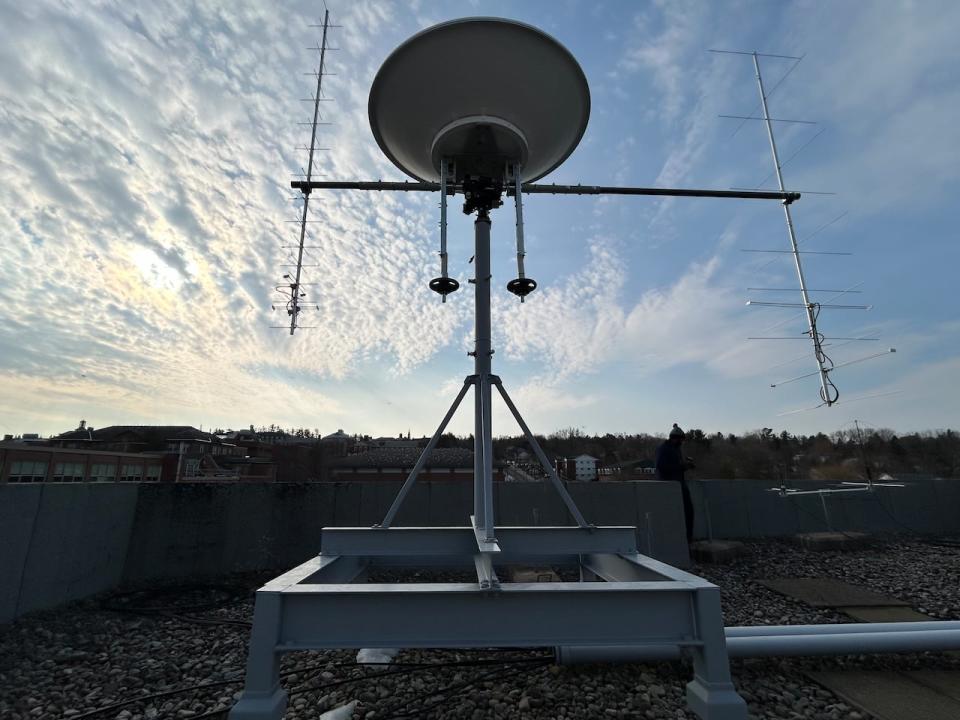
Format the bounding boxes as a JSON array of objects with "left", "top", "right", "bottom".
[
  {"left": 470, "top": 514, "right": 501, "bottom": 554},
  {"left": 474, "top": 553, "right": 500, "bottom": 590}
]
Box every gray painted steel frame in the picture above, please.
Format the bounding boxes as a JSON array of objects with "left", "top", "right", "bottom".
[
  {"left": 229, "top": 527, "right": 747, "bottom": 720},
  {"left": 321, "top": 526, "right": 638, "bottom": 556}
]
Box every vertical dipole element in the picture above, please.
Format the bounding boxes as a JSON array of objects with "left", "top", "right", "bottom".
[
  {"left": 514, "top": 164, "right": 526, "bottom": 279},
  {"left": 752, "top": 52, "right": 835, "bottom": 404},
  {"left": 473, "top": 210, "right": 495, "bottom": 539},
  {"left": 507, "top": 163, "right": 538, "bottom": 301},
  {"left": 440, "top": 159, "right": 448, "bottom": 280},
  {"left": 289, "top": 9, "right": 331, "bottom": 335},
  {"left": 428, "top": 158, "right": 460, "bottom": 301}
]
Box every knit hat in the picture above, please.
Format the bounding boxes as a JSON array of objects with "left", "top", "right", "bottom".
[{"left": 669, "top": 423, "right": 685, "bottom": 439}]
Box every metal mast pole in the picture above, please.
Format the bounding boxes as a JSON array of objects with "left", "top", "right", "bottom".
[
  {"left": 289, "top": 9, "right": 330, "bottom": 335},
  {"left": 473, "top": 210, "right": 495, "bottom": 539},
  {"left": 752, "top": 52, "right": 833, "bottom": 403}
]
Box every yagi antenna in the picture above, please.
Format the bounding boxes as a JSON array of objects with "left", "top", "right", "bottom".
[
  {"left": 716, "top": 49, "right": 894, "bottom": 407},
  {"left": 273, "top": 9, "right": 336, "bottom": 335}
]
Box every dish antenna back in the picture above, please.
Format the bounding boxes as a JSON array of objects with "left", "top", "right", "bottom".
[{"left": 368, "top": 17, "right": 590, "bottom": 184}]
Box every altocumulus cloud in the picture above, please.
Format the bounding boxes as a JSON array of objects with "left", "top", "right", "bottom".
[{"left": 0, "top": 1, "right": 467, "bottom": 432}]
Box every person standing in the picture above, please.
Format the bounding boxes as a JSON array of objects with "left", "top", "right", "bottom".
[{"left": 655, "top": 424, "right": 696, "bottom": 542}]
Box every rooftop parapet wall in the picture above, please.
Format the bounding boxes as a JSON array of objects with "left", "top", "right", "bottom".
[
  {"left": 0, "top": 483, "right": 139, "bottom": 625},
  {"left": 6, "top": 478, "right": 956, "bottom": 625},
  {"left": 120, "top": 480, "right": 690, "bottom": 583},
  {"left": 687, "top": 478, "right": 960, "bottom": 540},
  {"left": 0, "top": 480, "right": 688, "bottom": 624}
]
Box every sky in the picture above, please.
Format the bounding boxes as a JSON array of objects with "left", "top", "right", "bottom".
[{"left": 0, "top": 0, "right": 957, "bottom": 440}]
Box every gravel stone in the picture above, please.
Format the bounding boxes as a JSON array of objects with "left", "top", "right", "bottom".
[{"left": 1, "top": 538, "right": 959, "bottom": 719}]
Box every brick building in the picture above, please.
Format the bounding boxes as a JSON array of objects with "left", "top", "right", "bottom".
[
  {"left": 2, "top": 423, "right": 278, "bottom": 483},
  {"left": 0, "top": 442, "right": 165, "bottom": 483}
]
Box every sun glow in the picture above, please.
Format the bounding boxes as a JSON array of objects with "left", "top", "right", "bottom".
[{"left": 130, "top": 246, "right": 186, "bottom": 291}]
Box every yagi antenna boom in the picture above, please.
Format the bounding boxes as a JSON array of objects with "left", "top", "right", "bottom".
[{"left": 274, "top": 8, "right": 334, "bottom": 335}]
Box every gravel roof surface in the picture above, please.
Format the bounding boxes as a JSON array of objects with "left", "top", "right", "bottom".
[{"left": 2, "top": 536, "right": 960, "bottom": 720}]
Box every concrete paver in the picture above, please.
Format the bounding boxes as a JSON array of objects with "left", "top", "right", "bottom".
[
  {"left": 759, "top": 577, "right": 909, "bottom": 607},
  {"left": 690, "top": 540, "right": 748, "bottom": 564},
  {"left": 794, "top": 531, "right": 870, "bottom": 551},
  {"left": 807, "top": 670, "right": 960, "bottom": 720}
]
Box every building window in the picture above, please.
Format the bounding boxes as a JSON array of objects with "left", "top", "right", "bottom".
[
  {"left": 120, "top": 464, "right": 143, "bottom": 482},
  {"left": 145, "top": 465, "right": 161, "bottom": 482},
  {"left": 90, "top": 463, "right": 117, "bottom": 482},
  {"left": 53, "top": 462, "right": 85, "bottom": 482},
  {"left": 8, "top": 460, "right": 48, "bottom": 482}
]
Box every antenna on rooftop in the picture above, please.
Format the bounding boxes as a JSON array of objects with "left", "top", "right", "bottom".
[
  {"left": 713, "top": 49, "right": 894, "bottom": 409},
  {"left": 272, "top": 8, "right": 339, "bottom": 335},
  {"left": 285, "top": 19, "right": 803, "bottom": 541},
  {"left": 232, "top": 20, "right": 856, "bottom": 719}
]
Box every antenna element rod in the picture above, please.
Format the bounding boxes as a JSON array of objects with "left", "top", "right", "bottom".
[
  {"left": 440, "top": 157, "right": 448, "bottom": 299},
  {"left": 514, "top": 163, "right": 526, "bottom": 279}
]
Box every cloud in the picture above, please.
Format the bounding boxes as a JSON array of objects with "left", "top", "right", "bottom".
[
  {"left": 495, "top": 232, "right": 763, "bottom": 380},
  {"left": 0, "top": 2, "right": 956, "bottom": 438},
  {"left": 617, "top": 1, "right": 705, "bottom": 124},
  {"left": 495, "top": 237, "right": 626, "bottom": 380},
  {"left": 0, "top": 1, "right": 472, "bottom": 434}
]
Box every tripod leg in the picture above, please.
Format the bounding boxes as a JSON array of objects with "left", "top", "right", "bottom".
[
  {"left": 473, "top": 374, "right": 485, "bottom": 529},
  {"left": 480, "top": 374, "right": 496, "bottom": 539},
  {"left": 492, "top": 378, "right": 590, "bottom": 528},
  {"left": 379, "top": 376, "right": 474, "bottom": 528}
]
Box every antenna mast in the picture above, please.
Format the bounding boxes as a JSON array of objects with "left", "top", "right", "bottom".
[{"left": 751, "top": 52, "right": 836, "bottom": 405}]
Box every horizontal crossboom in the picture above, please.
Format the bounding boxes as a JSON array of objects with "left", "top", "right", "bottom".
[{"left": 290, "top": 180, "right": 800, "bottom": 202}]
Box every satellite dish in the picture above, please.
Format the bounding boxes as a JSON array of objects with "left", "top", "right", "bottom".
[{"left": 368, "top": 17, "right": 590, "bottom": 183}]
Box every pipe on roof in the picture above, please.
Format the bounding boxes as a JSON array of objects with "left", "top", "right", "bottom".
[{"left": 556, "top": 622, "right": 960, "bottom": 664}]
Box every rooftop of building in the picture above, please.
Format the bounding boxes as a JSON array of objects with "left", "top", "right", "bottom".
[
  {"left": 3, "top": 535, "right": 959, "bottom": 719},
  {"left": 0, "top": 442, "right": 166, "bottom": 458},
  {"left": 55, "top": 425, "right": 217, "bottom": 443}
]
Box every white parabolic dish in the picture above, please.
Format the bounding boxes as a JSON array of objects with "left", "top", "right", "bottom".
[{"left": 368, "top": 17, "right": 590, "bottom": 183}]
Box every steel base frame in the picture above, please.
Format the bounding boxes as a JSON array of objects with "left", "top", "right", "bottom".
[{"left": 229, "top": 526, "right": 747, "bottom": 720}]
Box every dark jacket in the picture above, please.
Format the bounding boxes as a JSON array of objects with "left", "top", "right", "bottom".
[{"left": 655, "top": 440, "right": 688, "bottom": 482}]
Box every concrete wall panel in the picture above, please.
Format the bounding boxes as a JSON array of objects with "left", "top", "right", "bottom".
[
  {"left": 7, "top": 478, "right": 958, "bottom": 623},
  {"left": 495, "top": 483, "right": 568, "bottom": 527},
  {"left": 0, "top": 486, "right": 43, "bottom": 623},
  {"left": 629, "top": 481, "right": 690, "bottom": 567},
  {"left": 688, "top": 478, "right": 960, "bottom": 539},
  {"left": 117, "top": 481, "right": 692, "bottom": 583},
  {"left": 427, "top": 480, "right": 471, "bottom": 526},
  {"left": 3, "top": 483, "right": 139, "bottom": 621}
]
